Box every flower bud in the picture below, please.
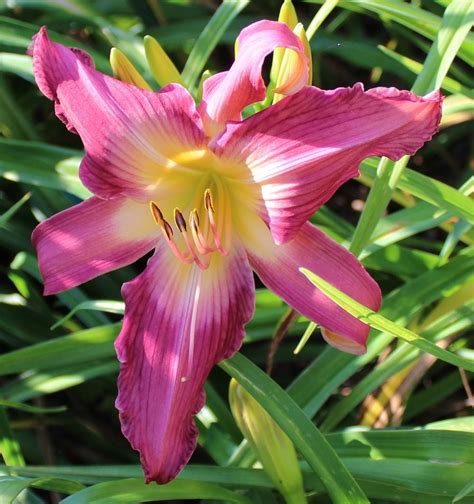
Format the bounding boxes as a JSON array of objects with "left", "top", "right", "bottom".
[
  {"left": 144, "top": 35, "right": 183, "bottom": 87},
  {"left": 109, "top": 48, "right": 151, "bottom": 90},
  {"left": 270, "top": 0, "right": 299, "bottom": 84},
  {"left": 273, "top": 23, "right": 312, "bottom": 104},
  {"left": 229, "top": 379, "right": 306, "bottom": 504}
]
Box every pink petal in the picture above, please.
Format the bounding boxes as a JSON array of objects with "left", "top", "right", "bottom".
[
  {"left": 32, "top": 197, "right": 157, "bottom": 295},
  {"left": 212, "top": 84, "right": 442, "bottom": 244},
  {"left": 31, "top": 27, "right": 207, "bottom": 199},
  {"left": 115, "top": 241, "right": 255, "bottom": 483},
  {"left": 245, "top": 220, "right": 381, "bottom": 354},
  {"left": 199, "top": 20, "right": 308, "bottom": 136}
]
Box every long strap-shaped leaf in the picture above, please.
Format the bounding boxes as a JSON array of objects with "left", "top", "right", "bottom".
[
  {"left": 299, "top": 268, "right": 474, "bottom": 372},
  {"left": 306, "top": 0, "right": 473, "bottom": 65},
  {"left": 181, "top": 0, "right": 249, "bottom": 91},
  {"left": 220, "top": 353, "right": 370, "bottom": 504},
  {"left": 60, "top": 478, "right": 252, "bottom": 504}
]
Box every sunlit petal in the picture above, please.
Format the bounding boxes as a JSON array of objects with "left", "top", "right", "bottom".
[
  {"left": 199, "top": 20, "right": 308, "bottom": 136},
  {"left": 212, "top": 84, "right": 442, "bottom": 244},
  {"left": 31, "top": 27, "right": 207, "bottom": 200},
  {"left": 32, "top": 197, "right": 157, "bottom": 295},
  {"left": 115, "top": 240, "right": 255, "bottom": 483},
  {"left": 245, "top": 219, "right": 381, "bottom": 354}
]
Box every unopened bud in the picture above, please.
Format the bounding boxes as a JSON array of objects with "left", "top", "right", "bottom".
[
  {"left": 144, "top": 35, "right": 183, "bottom": 87},
  {"left": 229, "top": 379, "right": 306, "bottom": 504},
  {"left": 273, "top": 23, "right": 312, "bottom": 104},
  {"left": 271, "top": 0, "right": 299, "bottom": 84},
  {"left": 110, "top": 48, "right": 151, "bottom": 90}
]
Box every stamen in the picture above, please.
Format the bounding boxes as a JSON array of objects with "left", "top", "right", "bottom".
[
  {"left": 204, "top": 188, "right": 215, "bottom": 212},
  {"left": 205, "top": 194, "right": 228, "bottom": 255},
  {"left": 190, "top": 209, "right": 215, "bottom": 255},
  {"left": 150, "top": 201, "right": 164, "bottom": 225},
  {"left": 182, "top": 231, "right": 210, "bottom": 270},
  {"left": 150, "top": 201, "right": 192, "bottom": 263},
  {"left": 161, "top": 220, "right": 174, "bottom": 241},
  {"left": 149, "top": 184, "right": 230, "bottom": 269},
  {"left": 168, "top": 240, "right": 194, "bottom": 264},
  {"left": 175, "top": 207, "right": 210, "bottom": 270},
  {"left": 174, "top": 208, "right": 187, "bottom": 232}
]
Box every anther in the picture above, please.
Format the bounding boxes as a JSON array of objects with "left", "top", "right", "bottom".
[
  {"left": 162, "top": 220, "right": 174, "bottom": 241},
  {"left": 174, "top": 208, "right": 187, "bottom": 232},
  {"left": 150, "top": 201, "right": 164, "bottom": 225},
  {"left": 191, "top": 208, "right": 200, "bottom": 227},
  {"left": 204, "top": 188, "right": 215, "bottom": 212}
]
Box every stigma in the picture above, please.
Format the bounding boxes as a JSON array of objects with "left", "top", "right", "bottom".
[{"left": 149, "top": 188, "right": 228, "bottom": 270}]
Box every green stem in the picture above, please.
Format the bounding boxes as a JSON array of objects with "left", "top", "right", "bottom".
[{"left": 306, "top": 0, "right": 339, "bottom": 41}]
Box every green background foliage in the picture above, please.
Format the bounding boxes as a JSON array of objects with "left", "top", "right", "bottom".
[{"left": 0, "top": 0, "right": 472, "bottom": 502}]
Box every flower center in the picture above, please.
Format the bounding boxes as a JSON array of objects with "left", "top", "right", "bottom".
[{"left": 149, "top": 187, "right": 229, "bottom": 269}]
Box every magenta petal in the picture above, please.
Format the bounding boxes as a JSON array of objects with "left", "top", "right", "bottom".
[
  {"left": 32, "top": 197, "right": 157, "bottom": 295},
  {"left": 246, "top": 221, "right": 381, "bottom": 354},
  {"left": 31, "top": 27, "right": 207, "bottom": 199},
  {"left": 212, "top": 84, "right": 442, "bottom": 244},
  {"left": 115, "top": 242, "right": 255, "bottom": 483},
  {"left": 199, "top": 20, "right": 308, "bottom": 136}
]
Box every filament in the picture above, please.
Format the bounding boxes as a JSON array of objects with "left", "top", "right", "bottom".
[{"left": 149, "top": 189, "right": 228, "bottom": 269}]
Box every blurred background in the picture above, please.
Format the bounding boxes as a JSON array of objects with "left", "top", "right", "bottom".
[{"left": 0, "top": 0, "right": 472, "bottom": 502}]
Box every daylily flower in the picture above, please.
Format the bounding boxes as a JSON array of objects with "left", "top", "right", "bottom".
[{"left": 30, "top": 20, "right": 441, "bottom": 484}]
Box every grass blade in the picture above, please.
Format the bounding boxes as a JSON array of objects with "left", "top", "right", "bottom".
[
  {"left": 299, "top": 268, "right": 474, "bottom": 372},
  {"left": 181, "top": 0, "right": 249, "bottom": 91},
  {"left": 220, "top": 353, "right": 369, "bottom": 504}
]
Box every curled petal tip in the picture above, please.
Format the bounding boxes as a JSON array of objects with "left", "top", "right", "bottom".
[{"left": 320, "top": 328, "right": 367, "bottom": 355}]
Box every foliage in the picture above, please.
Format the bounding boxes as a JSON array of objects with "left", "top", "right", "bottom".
[{"left": 0, "top": 0, "right": 472, "bottom": 502}]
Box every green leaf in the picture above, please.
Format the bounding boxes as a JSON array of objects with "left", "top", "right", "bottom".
[
  {"left": 0, "top": 192, "right": 31, "bottom": 228},
  {"left": 358, "top": 160, "right": 474, "bottom": 228},
  {"left": 349, "top": 0, "right": 474, "bottom": 256},
  {"left": 0, "top": 476, "right": 84, "bottom": 503},
  {"left": 383, "top": 168, "right": 474, "bottom": 224},
  {"left": 0, "top": 476, "right": 31, "bottom": 504},
  {"left": 220, "top": 353, "right": 369, "bottom": 504},
  {"left": 299, "top": 267, "right": 474, "bottom": 372},
  {"left": 61, "top": 478, "right": 252, "bottom": 504},
  {"left": 0, "top": 361, "right": 118, "bottom": 402},
  {"left": 359, "top": 201, "right": 454, "bottom": 259},
  {"left": 306, "top": 0, "right": 473, "bottom": 65},
  {"left": 286, "top": 247, "right": 474, "bottom": 419},
  {"left": 0, "top": 465, "right": 272, "bottom": 488},
  {"left": 377, "top": 46, "right": 473, "bottom": 98},
  {"left": 181, "top": 0, "right": 249, "bottom": 91},
  {"left": 0, "top": 399, "right": 66, "bottom": 414},
  {"left": 0, "top": 16, "right": 109, "bottom": 71},
  {"left": 0, "top": 409, "right": 24, "bottom": 467},
  {"left": 454, "top": 479, "right": 474, "bottom": 503},
  {"left": 410, "top": 0, "right": 474, "bottom": 94},
  {"left": 320, "top": 302, "right": 474, "bottom": 431},
  {"left": 0, "top": 323, "right": 120, "bottom": 376},
  {"left": 50, "top": 300, "right": 124, "bottom": 330},
  {"left": 0, "top": 53, "right": 33, "bottom": 81},
  {"left": 0, "top": 139, "right": 87, "bottom": 199}
]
